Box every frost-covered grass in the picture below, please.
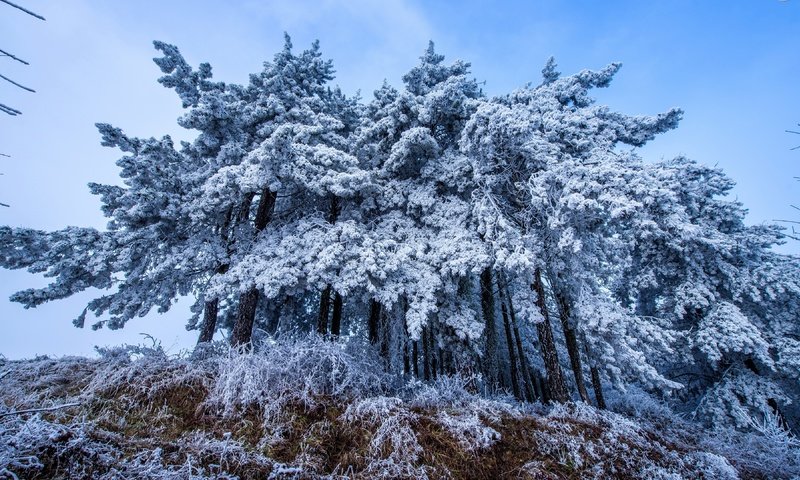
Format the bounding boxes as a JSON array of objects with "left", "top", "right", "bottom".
[{"left": 1, "top": 337, "right": 797, "bottom": 479}]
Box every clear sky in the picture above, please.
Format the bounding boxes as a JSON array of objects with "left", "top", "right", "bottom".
[{"left": 1, "top": 0, "right": 798, "bottom": 359}]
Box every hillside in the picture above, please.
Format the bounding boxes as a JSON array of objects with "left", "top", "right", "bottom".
[{"left": 1, "top": 338, "right": 796, "bottom": 479}]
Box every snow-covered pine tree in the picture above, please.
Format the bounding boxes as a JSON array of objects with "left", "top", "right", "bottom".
[
  {"left": 619, "top": 156, "right": 800, "bottom": 428},
  {"left": 461, "top": 58, "right": 682, "bottom": 403},
  {"left": 351, "top": 42, "right": 487, "bottom": 377},
  {"left": 154, "top": 35, "right": 369, "bottom": 346},
  {"left": 213, "top": 38, "right": 373, "bottom": 345},
  {"left": 0, "top": 118, "right": 218, "bottom": 331}
]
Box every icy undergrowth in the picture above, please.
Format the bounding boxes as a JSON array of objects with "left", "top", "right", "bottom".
[{"left": 1, "top": 337, "right": 797, "bottom": 479}]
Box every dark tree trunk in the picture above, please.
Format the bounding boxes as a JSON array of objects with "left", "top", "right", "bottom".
[
  {"left": 555, "top": 292, "right": 590, "bottom": 403},
  {"left": 254, "top": 188, "right": 277, "bottom": 230},
  {"left": 445, "top": 350, "right": 454, "bottom": 376},
  {"left": 532, "top": 268, "right": 570, "bottom": 403},
  {"left": 528, "top": 368, "right": 542, "bottom": 402},
  {"left": 198, "top": 206, "right": 234, "bottom": 347},
  {"left": 331, "top": 291, "right": 343, "bottom": 336},
  {"left": 430, "top": 330, "right": 438, "bottom": 381},
  {"left": 590, "top": 365, "right": 606, "bottom": 410},
  {"left": 497, "top": 279, "right": 521, "bottom": 399},
  {"left": 317, "top": 285, "right": 331, "bottom": 334},
  {"left": 327, "top": 195, "right": 341, "bottom": 224},
  {"left": 480, "top": 268, "right": 499, "bottom": 388},
  {"left": 197, "top": 298, "right": 219, "bottom": 345},
  {"left": 504, "top": 279, "right": 536, "bottom": 402},
  {"left": 230, "top": 188, "right": 277, "bottom": 347},
  {"left": 501, "top": 303, "right": 522, "bottom": 399},
  {"left": 237, "top": 192, "right": 255, "bottom": 223},
  {"left": 379, "top": 307, "right": 389, "bottom": 361},
  {"left": 197, "top": 261, "right": 230, "bottom": 345},
  {"left": 368, "top": 300, "right": 381, "bottom": 344},
  {"left": 535, "top": 369, "right": 550, "bottom": 404},
  {"left": 582, "top": 340, "right": 606, "bottom": 409},
  {"left": 412, "top": 339, "right": 420, "bottom": 377},
  {"left": 317, "top": 195, "right": 342, "bottom": 338},
  {"left": 403, "top": 343, "right": 411, "bottom": 375},
  {"left": 231, "top": 288, "right": 259, "bottom": 347},
  {"left": 422, "top": 326, "right": 431, "bottom": 381}
]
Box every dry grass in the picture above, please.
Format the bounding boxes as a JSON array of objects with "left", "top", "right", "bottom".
[{"left": 0, "top": 342, "right": 789, "bottom": 479}]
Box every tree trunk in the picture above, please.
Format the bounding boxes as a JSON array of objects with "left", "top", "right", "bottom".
[
  {"left": 327, "top": 195, "right": 340, "bottom": 224},
  {"left": 555, "top": 292, "right": 590, "bottom": 403},
  {"left": 318, "top": 195, "right": 342, "bottom": 338},
  {"left": 230, "top": 188, "right": 277, "bottom": 347},
  {"left": 254, "top": 188, "right": 277, "bottom": 230},
  {"left": 317, "top": 285, "right": 331, "bottom": 334},
  {"left": 535, "top": 369, "right": 550, "bottom": 404},
  {"left": 497, "top": 279, "right": 521, "bottom": 399},
  {"left": 198, "top": 204, "right": 236, "bottom": 347},
  {"left": 422, "top": 326, "right": 431, "bottom": 381},
  {"left": 403, "top": 342, "right": 411, "bottom": 375},
  {"left": 231, "top": 288, "right": 259, "bottom": 347},
  {"left": 197, "top": 261, "right": 231, "bottom": 345},
  {"left": 412, "top": 339, "right": 420, "bottom": 377},
  {"left": 590, "top": 365, "right": 606, "bottom": 410},
  {"left": 582, "top": 340, "right": 606, "bottom": 409},
  {"left": 504, "top": 278, "right": 536, "bottom": 402},
  {"left": 331, "top": 291, "right": 343, "bottom": 336},
  {"left": 237, "top": 192, "right": 255, "bottom": 223},
  {"left": 197, "top": 298, "right": 219, "bottom": 345},
  {"left": 532, "top": 268, "right": 570, "bottom": 403},
  {"left": 528, "top": 368, "right": 542, "bottom": 402},
  {"left": 445, "top": 350, "right": 454, "bottom": 376},
  {"left": 368, "top": 300, "right": 381, "bottom": 344},
  {"left": 501, "top": 302, "right": 522, "bottom": 399},
  {"left": 379, "top": 307, "right": 389, "bottom": 361},
  {"left": 480, "top": 268, "right": 499, "bottom": 389},
  {"left": 430, "top": 330, "right": 438, "bottom": 381}
]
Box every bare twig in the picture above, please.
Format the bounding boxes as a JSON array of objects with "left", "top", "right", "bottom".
[
  {"left": 0, "top": 103, "right": 21, "bottom": 116},
  {"left": 0, "top": 153, "right": 9, "bottom": 157},
  {"left": 0, "top": 48, "right": 29, "bottom": 65},
  {"left": 0, "top": 370, "right": 9, "bottom": 381},
  {"left": 0, "top": 73, "right": 34, "bottom": 92},
  {"left": 0, "top": 402, "right": 80, "bottom": 418},
  {"left": 0, "top": 0, "right": 45, "bottom": 21},
  {"left": 790, "top": 126, "right": 800, "bottom": 150}
]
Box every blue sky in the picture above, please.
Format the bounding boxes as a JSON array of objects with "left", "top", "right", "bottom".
[{"left": 1, "top": 0, "right": 798, "bottom": 359}]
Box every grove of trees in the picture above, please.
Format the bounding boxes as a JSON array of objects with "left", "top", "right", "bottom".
[{"left": 2, "top": 37, "right": 799, "bottom": 432}]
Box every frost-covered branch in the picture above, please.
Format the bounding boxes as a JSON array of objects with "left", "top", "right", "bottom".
[{"left": 0, "top": 402, "right": 80, "bottom": 418}]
